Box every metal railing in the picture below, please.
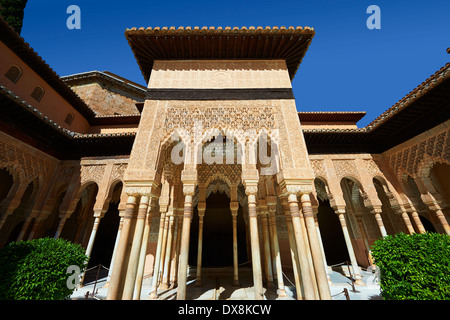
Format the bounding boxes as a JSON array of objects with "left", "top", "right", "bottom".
[{"left": 82, "top": 264, "right": 109, "bottom": 300}]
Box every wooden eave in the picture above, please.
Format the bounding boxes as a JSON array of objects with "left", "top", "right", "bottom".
[{"left": 125, "top": 26, "right": 315, "bottom": 83}]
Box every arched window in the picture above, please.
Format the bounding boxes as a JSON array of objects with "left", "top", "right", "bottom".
[
  {"left": 64, "top": 113, "right": 74, "bottom": 126},
  {"left": 31, "top": 86, "right": 45, "bottom": 102},
  {"left": 4, "top": 65, "right": 22, "bottom": 84}
]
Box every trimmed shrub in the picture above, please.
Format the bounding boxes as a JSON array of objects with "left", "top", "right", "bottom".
[
  {"left": 371, "top": 232, "right": 450, "bottom": 300},
  {"left": 0, "top": 237, "right": 88, "bottom": 300}
]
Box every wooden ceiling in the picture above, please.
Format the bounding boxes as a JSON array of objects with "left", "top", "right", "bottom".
[{"left": 125, "top": 26, "right": 316, "bottom": 83}]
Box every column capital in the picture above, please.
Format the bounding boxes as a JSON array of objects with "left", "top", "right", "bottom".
[
  {"left": 93, "top": 209, "right": 106, "bottom": 219},
  {"left": 197, "top": 201, "right": 206, "bottom": 212},
  {"left": 244, "top": 184, "right": 258, "bottom": 196},
  {"left": 278, "top": 179, "right": 314, "bottom": 196},
  {"left": 124, "top": 182, "right": 158, "bottom": 197},
  {"left": 183, "top": 184, "right": 196, "bottom": 196},
  {"left": 230, "top": 201, "right": 239, "bottom": 213},
  {"left": 332, "top": 206, "right": 346, "bottom": 216}
]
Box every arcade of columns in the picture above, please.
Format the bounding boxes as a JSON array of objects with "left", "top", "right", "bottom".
[
  {"left": 0, "top": 55, "right": 449, "bottom": 300},
  {"left": 0, "top": 120, "right": 449, "bottom": 300}
]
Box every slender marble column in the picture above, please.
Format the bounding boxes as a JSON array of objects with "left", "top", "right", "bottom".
[
  {"left": 410, "top": 210, "right": 426, "bottom": 234},
  {"left": 282, "top": 202, "right": 303, "bottom": 300},
  {"left": 195, "top": 202, "right": 206, "bottom": 287},
  {"left": 106, "top": 196, "right": 138, "bottom": 300},
  {"left": 80, "top": 214, "right": 102, "bottom": 285},
  {"left": 177, "top": 188, "right": 195, "bottom": 300},
  {"left": 161, "top": 214, "right": 175, "bottom": 289},
  {"left": 16, "top": 216, "right": 33, "bottom": 242},
  {"left": 356, "top": 216, "right": 374, "bottom": 266},
  {"left": 54, "top": 215, "right": 67, "bottom": 239},
  {"left": 267, "top": 201, "right": 287, "bottom": 298},
  {"left": 105, "top": 216, "right": 124, "bottom": 287},
  {"left": 85, "top": 215, "right": 102, "bottom": 259},
  {"left": 260, "top": 212, "right": 274, "bottom": 287},
  {"left": 335, "top": 208, "right": 363, "bottom": 285},
  {"left": 401, "top": 210, "right": 416, "bottom": 234},
  {"left": 288, "top": 193, "right": 315, "bottom": 300},
  {"left": 134, "top": 205, "right": 154, "bottom": 300},
  {"left": 158, "top": 211, "right": 170, "bottom": 286},
  {"left": 433, "top": 207, "right": 450, "bottom": 235},
  {"left": 26, "top": 217, "right": 41, "bottom": 240},
  {"left": 247, "top": 188, "right": 264, "bottom": 300},
  {"left": 301, "top": 193, "right": 331, "bottom": 300},
  {"left": 171, "top": 211, "right": 183, "bottom": 287},
  {"left": 230, "top": 201, "right": 240, "bottom": 286},
  {"left": 313, "top": 210, "right": 331, "bottom": 283},
  {"left": 373, "top": 209, "right": 388, "bottom": 237},
  {"left": 298, "top": 205, "right": 319, "bottom": 299},
  {"left": 149, "top": 210, "right": 167, "bottom": 299},
  {"left": 122, "top": 195, "right": 149, "bottom": 300}
]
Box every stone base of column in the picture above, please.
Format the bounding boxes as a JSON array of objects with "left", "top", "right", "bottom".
[
  {"left": 277, "top": 289, "right": 288, "bottom": 298},
  {"left": 159, "top": 283, "right": 169, "bottom": 290}
]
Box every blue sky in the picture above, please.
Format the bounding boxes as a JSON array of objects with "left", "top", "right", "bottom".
[{"left": 20, "top": 0, "right": 449, "bottom": 127}]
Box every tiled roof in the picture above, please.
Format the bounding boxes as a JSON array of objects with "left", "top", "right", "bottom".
[
  {"left": 298, "top": 111, "right": 366, "bottom": 123},
  {"left": 62, "top": 70, "right": 147, "bottom": 96},
  {"left": 366, "top": 62, "right": 450, "bottom": 130}
]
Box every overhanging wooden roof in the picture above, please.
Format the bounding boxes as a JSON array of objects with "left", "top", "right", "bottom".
[
  {"left": 125, "top": 26, "right": 315, "bottom": 83},
  {"left": 298, "top": 111, "right": 366, "bottom": 123}
]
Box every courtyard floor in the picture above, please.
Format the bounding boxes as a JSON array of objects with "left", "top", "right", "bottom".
[{"left": 70, "top": 265, "right": 382, "bottom": 301}]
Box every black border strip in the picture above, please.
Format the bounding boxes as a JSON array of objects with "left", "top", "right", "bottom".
[{"left": 146, "top": 88, "right": 294, "bottom": 100}]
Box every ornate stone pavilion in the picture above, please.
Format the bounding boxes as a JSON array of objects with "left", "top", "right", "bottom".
[{"left": 0, "top": 17, "right": 449, "bottom": 300}]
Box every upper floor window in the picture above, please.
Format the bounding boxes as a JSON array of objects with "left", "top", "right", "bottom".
[
  {"left": 64, "top": 113, "right": 74, "bottom": 126},
  {"left": 31, "top": 86, "right": 45, "bottom": 102},
  {"left": 4, "top": 65, "right": 22, "bottom": 84}
]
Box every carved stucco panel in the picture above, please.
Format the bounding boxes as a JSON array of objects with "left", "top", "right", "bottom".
[
  {"left": 80, "top": 165, "right": 106, "bottom": 186},
  {"left": 110, "top": 163, "right": 127, "bottom": 183},
  {"left": 0, "top": 141, "right": 50, "bottom": 184},
  {"left": 310, "top": 159, "right": 327, "bottom": 179},
  {"left": 387, "top": 127, "right": 449, "bottom": 178},
  {"left": 332, "top": 159, "right": 360, "bottom": 181}
]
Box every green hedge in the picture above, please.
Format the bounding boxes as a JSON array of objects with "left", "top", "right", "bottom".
[
  {"left": 0, "top": 237, "right": 88, "bottom": 300},
  {"left": 371, "top": 232, "right": 450, "bottom": 300}
]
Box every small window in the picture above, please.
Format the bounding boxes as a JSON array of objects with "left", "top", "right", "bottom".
[
  {"left": 31, "top": 86, "right": 45, "bottom": 102},
  {"left": 64, "top": 113, "right": 74, "bottom": 126},
  {"left": 4, "top": 65, "right": 22, "bottom": 84}
]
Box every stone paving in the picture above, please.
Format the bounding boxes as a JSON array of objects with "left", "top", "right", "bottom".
[{"left": 70, "top": 265, "right": 382, "bottom": 300}]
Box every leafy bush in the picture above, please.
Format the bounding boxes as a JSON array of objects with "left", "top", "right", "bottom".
[
  {"left": 0, "top": 237, "right": 88, "bottom": 300},
  {"left": 371, "top": 232, "right": 450, "bottom": 300}
]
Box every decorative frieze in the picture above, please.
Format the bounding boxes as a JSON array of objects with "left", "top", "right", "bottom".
[
  {"left": 80, "top": 165, "right": 106, "bottom": 186},
  {"left": 0, "top": 141, "right": 50, "bottom": 184},
  {"left": 387, "top": 127, "right": 449, "bottom": 178},
  {"left": 332, "top": 159, "right": 360, "bottom": 181}
]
